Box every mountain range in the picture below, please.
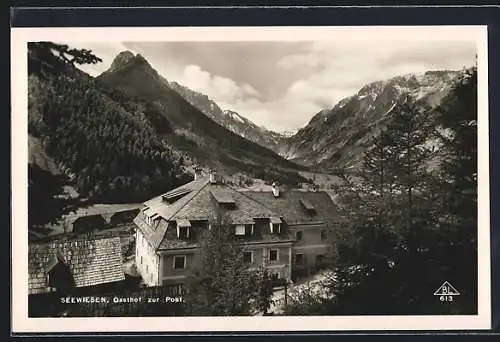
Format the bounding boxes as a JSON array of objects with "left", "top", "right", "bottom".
[
  {"left": 167, "top": 81, "right": 286, "bottom": 151},
  {"left": 28, "top": 44, "right": 308, "bottom": 209},
  {"left": 279, "top": 70, "right": 464, "bottom": 171},
  {"left": 161, "top": 61, "right": 466, "bottom": 172},
  {"left": 96, "top": 51, "right": 304, "bottom": 176},
  {"left": 28, "top": 43, "right": 471, "bottom": 207}
]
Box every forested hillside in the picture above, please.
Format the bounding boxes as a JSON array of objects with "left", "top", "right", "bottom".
[
  {"left": 96, "top": 51, "right": 306, "bottom": 180},
  {"left": 28, "top": 42, "right": 192, "bottom": 210},
  {"left": 27, "top": 42, "right": 308, "bottom": 229}
]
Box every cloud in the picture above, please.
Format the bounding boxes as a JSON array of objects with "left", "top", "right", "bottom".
[
  {"left": 174, "top": 64, "right": 317, "bottom": 131},
  {"left": 58, "top": 40, "right": 477, "bottom": 133},
  {"left": 256, "top": 40, "right": 477, "bottom": 131},
  {"left": 174, "top": 39, "right": 475, "bottom": 132},
  {"left": 178, "top": 64, "right": 260, "bottom": 106}
]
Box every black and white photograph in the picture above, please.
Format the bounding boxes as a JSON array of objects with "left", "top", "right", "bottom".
[{"left": 11, "top": 25, "right": 491, "bottom": 332}]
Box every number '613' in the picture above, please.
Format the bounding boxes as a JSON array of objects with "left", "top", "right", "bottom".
[{"left": 440, "top": 295, "right": 453, "bottom": 302}]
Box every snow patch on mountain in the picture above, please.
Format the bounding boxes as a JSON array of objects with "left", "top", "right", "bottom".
[
  {"left": 279, "top": 69, "right": 465, "bottom": 170},
  {"left": 167, "top": 81, "right": 288, "bottom": 152},
  {"left": 223, "top": 110, "right": 246, "bottom": 124},
  {"left": 385, "top": 102, "right": 397, "bottom": 115}
]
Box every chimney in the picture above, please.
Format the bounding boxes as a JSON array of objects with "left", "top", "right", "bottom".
[
  {"left": 194, "top": 167, "right": 203, "bottom": 180},
  {"left": 272, "top": 182, "right": 280, "bottom": 198}
]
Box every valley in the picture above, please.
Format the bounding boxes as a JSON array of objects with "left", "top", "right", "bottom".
[
  {"left": 23, "top": 40, "right": 479, "bottom": 318},
  {"left": 27, "top": 42, "right": 471, "bottom": 237}
]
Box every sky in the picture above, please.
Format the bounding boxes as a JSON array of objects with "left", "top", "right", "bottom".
[{"left": 67, "top": 40, "right": 476, "bottom": 133}]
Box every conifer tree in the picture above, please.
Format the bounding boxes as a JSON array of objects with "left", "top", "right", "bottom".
[
  {"left": 329, "top": 95, "right": 438, "bottom": 314},
  {"left": 28, "top": 164, "right": 80, "bottom": 231},
  {"left": 28, "top": 42, "right": 192, "bottom": 204},
  {"left": 432, "top": 67, "right": 478, "bottom": 313},
  {"left": 183, "top": 213, "right": 272, "bottom": 316}
]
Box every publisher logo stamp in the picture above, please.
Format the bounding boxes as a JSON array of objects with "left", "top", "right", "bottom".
[{"left": 434, "top": 281, "right": 460, "bottom": 302}]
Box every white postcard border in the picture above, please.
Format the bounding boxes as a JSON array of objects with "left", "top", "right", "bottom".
[{"left": 11, "top": 25, "right": 491, "bottom": 332}]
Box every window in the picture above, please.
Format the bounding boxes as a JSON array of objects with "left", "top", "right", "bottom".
[
  {"left": 271, "top": 272, "right": 280, "bottom": 280},
  {"left": 245, "top": 225, "right": 254, "bottom": 236},
  {"left": 243, "top": 251, "right": 253, "bottom": 263},
  {"left": 271, "top": 223, "right": 280, "bottom": 234},
  {"left": 321, "top": 230, "right": 327, "bottom": 241},
  {"left": 316, "top": 255, "right": 325, "bottom": 266},
  {"left": 146, "top": 265, "right": 148, "bottom": 273},
  {"left": 269, "top": 217, "right": 281, "bottom": 234},
  {"left": 140, "top": 256, "right": 143, "bottom": 265},
  {"left": 178, "top": 226, "right": 190, "bottom": 239},
  {"left": 296, "top": 231, "right": 303, "bottom": 241},
  {"left": 235, "top": 225, "right": 246, "bottom": 236},
  {"left": 173, "top": 256, "right": 186, "bottom": 269},
  {"left": 269, "top": 249, "right": 278, "bottom": 262},
  {"left": 295, "top": 253, "right": 304, "bottom": 264},
  {"left": 177, "top": 219, "right": 191, "bottom": 238}
]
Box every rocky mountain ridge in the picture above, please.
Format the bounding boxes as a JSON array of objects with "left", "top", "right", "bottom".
[
  {"left": 279, "top": 69, "right": 466, "bottom": 170},
  {"left": 96, "top": 51, "right": 306, "bottom": 180},
  {"left": 167, "top": 81, "right": 287, "bottom": 151}
]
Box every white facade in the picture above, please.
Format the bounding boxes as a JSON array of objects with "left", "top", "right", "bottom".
[{"left": 135, "top": 229, "right": 160, "bottom": 286}]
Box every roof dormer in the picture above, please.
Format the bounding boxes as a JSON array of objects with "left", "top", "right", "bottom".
[
  {"left": 176, "top": 219, "right": 191, "bottom": 239},
  {"left": 269, "top": 216, "right": 282, "bottom": 234},
  {"left": 299, "top": 199, "right": 316, "bottom": 215},
  {"left": 210, "top": 189, "right": 236, "bottom": 209}
]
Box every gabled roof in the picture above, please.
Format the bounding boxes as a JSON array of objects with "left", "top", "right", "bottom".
[
  {"left": 135, "top": 176, "right": 210, "bottom": 250},
  {"left": 171, "top": 184, "right": 274, "bottom": 223},
  {"left": 135, "top": 177, "right": 284, "bottom": 251},
  {"left": 28, "top": 236, "right": 125, "bottom": 295},
  {"left": 155, "top": 185, "right": 278, "bottom": 250},
  {"left": 135, "top": 178, "right": 340, "bottom": 252}
]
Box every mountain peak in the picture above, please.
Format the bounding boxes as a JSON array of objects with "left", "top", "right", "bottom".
[
  {"left": 103, "top": 50, "right": 162, "bottom": 82},
  {"left": 134, "top": 53, "right": 148, "bottom": 63},
  {"left": 109, "top": 51, "right": 136, "bottom": 71}
]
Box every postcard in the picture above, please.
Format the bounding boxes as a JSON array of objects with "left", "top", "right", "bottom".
[{"left": 11, "top": 25, "right": 491, "bottom": 332}]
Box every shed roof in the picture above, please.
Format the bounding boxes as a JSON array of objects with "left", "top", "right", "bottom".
[
  {"left": 176, "top": 219, "right": 191, "bottom": 227},
  {"left": 269, "top": 216, "right": 282, "bottom": 224}
]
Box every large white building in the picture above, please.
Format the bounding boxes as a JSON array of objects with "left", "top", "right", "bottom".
[{"left": 134, "top": 172, "right": 339, "bottom": 286}]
